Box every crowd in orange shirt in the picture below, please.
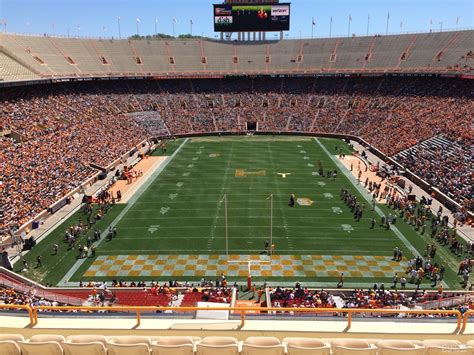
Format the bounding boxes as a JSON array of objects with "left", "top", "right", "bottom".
[{"left": 1, "top": 76, "right": 470, "bottom": 231}]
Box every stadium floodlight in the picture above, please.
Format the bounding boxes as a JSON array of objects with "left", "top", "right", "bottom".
[
  {"left": 172, "top": 18, "right": 177, "bottom": 37},
  {"left": 329, "top": 16, "right": 333, "bottom": 38},
  {"left": 367, "top": 14, "right": 370, "bottom": 36},
  {"left": 117, "top": 17, "right": 121, "bottom": 39},
  {"left": 347, "top": 15, "right": 352, "bottom": 37}
]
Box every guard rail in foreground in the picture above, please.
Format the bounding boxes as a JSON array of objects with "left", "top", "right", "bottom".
[{"left": 1, "top": 305, "right": 471, "bottom": 334}]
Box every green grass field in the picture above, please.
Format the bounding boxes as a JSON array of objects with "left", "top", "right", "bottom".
[{"left": 17, "top": 136, "right": 464, "bottom": 289}]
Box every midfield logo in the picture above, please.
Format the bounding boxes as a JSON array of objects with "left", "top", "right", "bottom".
[{"left": 235, "top": 169, "right": 266, "bottom": 177}]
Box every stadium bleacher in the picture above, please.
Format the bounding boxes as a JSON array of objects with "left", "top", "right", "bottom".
[{"left": 0, "top": 30, "right": 472, "bottom": 80}]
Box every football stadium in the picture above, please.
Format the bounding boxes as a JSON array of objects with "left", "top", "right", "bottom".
[{"left": 0, "top": 0, "right": 473, "bottom": 353}]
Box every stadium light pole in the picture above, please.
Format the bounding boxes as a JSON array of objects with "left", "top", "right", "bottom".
[
  {"left": 347, "top": 15, "right": 351, "bottom": 37},
  {"left": 190, "top": 19, "right": 193, "bottom": 36},
  {"left": 117, "top": 17, "right": 121, "bottom": 39},
  {"left": 366, "top": 14, "right": 370, "bottom": 36},
  {"left": 329, "top": 16, "right": 333, "bottom": 38},
  {"left": 385, "top": 12, "right": 390, "bottom": 35},
  {"left": 172, "top": 18, "right": 177, "bottom": 37},
  {"left": 136, "top": 18, "right": 140, "bottom": 36}
]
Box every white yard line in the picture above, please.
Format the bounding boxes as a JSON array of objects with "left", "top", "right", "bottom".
[{"left": 207, "top": 141, "right": 236, "bottom": 251}]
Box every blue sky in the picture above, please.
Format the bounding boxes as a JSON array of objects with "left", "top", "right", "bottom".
[{"left": 0, "top": 0, "right": 472, "bottom": 38}]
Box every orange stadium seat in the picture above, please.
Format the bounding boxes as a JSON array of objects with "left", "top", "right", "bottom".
[
  {"left": 150, "top": 336, "right": 197, "bottom": 355},
  {"left": 376, "top": 339, "right": 425, "bottom": 354},
  {"left": 196, "top": 336, "right": 240, "bottom": 355},
  {"left": 0, "top": 340, "right": 21, "bottom": 355},
  {"left": 18, "top": 340, "right": 63, "bottom": 355},
  {"left": 241, "top": 336, "right": 285, "bottom": 355},
  {"left": 330, "top": 338, "right": 378, "bottom": 355},
  {"left": 283, "top": 337, "right": 331, "bottom": 354},
  {"left": 61, "top": 342, "right": 107, "bottom": 355}
]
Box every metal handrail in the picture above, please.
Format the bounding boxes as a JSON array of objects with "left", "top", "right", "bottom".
[
  {"left": 30, "top": 305, "right": 464, "bottom": 331},
  {"left": 0, "top": 304, "right": 34, "bottom": 326},
  {"left": 460, "top": 310, "right": 474, "bottom": 334}
]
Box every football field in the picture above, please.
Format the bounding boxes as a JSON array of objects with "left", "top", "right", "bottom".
[
  {"left": 65, "top": 135, "right": 460, "bottom": 288},
  {"left": 18, "top": 135, "right": 463, "bottom": 288}
]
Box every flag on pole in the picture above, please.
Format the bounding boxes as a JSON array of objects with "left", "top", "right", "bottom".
[
  {"left": 456, "top": 16, "right": 459, "bottom": 26},
  {"left": 173, "top": 18, "right": 177, "bottom": 24},
  {"left": 349, "top": 15, "right": 352, "bottom": 21},
  {"left": 136, "top": 17, "right": 140, "bottom": 22},
  {"left": 387, "top": 12, "right": 390, "bottom": 20},
  {"left": 190, "top": 19, "right": 193, "bottom": 25},
  {"left": 312, "top": 17, "right": 316, "bottom": 26}
]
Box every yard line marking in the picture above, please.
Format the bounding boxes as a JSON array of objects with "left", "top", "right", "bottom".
[
  {"left": 114, "top": 236, "right": 395, "bottom": 241},
  {"left": 117, "top": 225, "right": 384, "bottom": 229},
  {"left": 122, "top": 215, "right": 369, "bottom": 219},
  {"left": 57, "top": 138, "right": 190, "bottom": 286},
  {"left": 97, "top": 249, "right": 393, "bottom": 253},
  {"left": 314, "top": 138, "right": 422, "bottom": 259},
  {"left": 134, "top": 201, "right": 354, "bottom": 207},
  {"left": 267, "top": 141, "right": 293, "bottom": 248},
  {"left": 208, "top": 140, "right": 236, "bottom": 250}
]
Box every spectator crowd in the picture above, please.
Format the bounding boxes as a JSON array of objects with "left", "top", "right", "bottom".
[{"left": 1, "top": 76, "right": 471, "bottom": 231}]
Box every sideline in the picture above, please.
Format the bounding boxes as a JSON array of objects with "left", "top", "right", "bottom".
[
  {"left": 57, "top": 139, "right": 190, "bottom": 286},
  {"left": 314, "top": 138, "right": 422, "bottom": 259},
  {"left": 314, "top": 138, "right": 454, "bottom": 288}
]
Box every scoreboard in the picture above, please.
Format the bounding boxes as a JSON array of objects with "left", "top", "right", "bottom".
[{"left": 213, "top": 3, "right": 290, "bottom": 32}]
